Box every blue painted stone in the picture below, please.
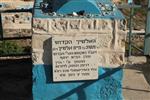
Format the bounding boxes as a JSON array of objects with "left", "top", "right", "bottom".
[
  {"left": 32, "top": 65, "right": 123, "bottom": 100},
  {"left": 33, "top": 0, "right": 125, "bottom": 19},
  {"left": 56, "top": 0, "right": 101, "bottom": 14},
  {"left": 32, "top": 0, "right": 125, "bottom": 99}
]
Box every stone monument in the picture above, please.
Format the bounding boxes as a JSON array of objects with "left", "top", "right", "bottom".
[{"left": 32, "top": 0, "right": 126, "bottom": 99}]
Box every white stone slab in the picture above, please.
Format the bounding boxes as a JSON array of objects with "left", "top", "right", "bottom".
[{"left": 52, "top": 35, "right": 99, "bottom": 82}]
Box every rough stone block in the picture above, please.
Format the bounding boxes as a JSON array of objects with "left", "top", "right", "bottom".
[
  {"left": 81, "top": 19, "right": 96, "bottom": 31},
  {"left": 69, "top": 20, "right": 81, "bottom": 30},
  {"left": 118, "top": 32, "right": 126, "bottom": 51},
  {"left": 32, "top": 18, "right": 126, "bottom": 68},
  {"left": 2, "top": 13, "right": 32, "bottom": 29},
  {"left": 51, "top": 19, "right": 68, "bottom": 32},
  {"left": 32, "top": 50, "right": 52, "bottom": 65},
  {"left": 109, "top": 52, "right": 124, "bottom": 66},
  {"left": 97, "top": 34, "right": 113, "bottom": 49},
  {"left": 97, "top": 50, "right": 125, "bottom": 68},
  {"left": 98, "top": 54, "right": 107, "bottom": 66},
  {"left": 117, "top": 19, "right": 127, "bottom": 31},
  {"left": 102, "top": 20, "right": 113, "bottom": 30},
  {"left": 48, "top": 19, "right": 114, "bottom": 34},
  {"left": 32, "top": 52, "right": 43, "bottom": 65},
  {"left": 33, "top": 18, "right": 48, "bottom": 33},
  {"left": 32, "top": 34, "right": 52, "bottom": 50}
]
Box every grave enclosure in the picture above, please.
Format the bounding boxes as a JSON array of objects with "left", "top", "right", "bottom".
[{"left": 32, "top": 0, "right": 126, "bottom": 99}]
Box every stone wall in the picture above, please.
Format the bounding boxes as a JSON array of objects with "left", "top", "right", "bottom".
[
  {"left": 32, "top": 18, "right": 126, "bottom": 68},
  {"left": 1, "top": 13, "right": 32, "bottom": 37},
  {"left": 2, "top": 13, "right": 32, "bottom": 29}
]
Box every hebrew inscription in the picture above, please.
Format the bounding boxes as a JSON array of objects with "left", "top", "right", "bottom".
[{"left": 52, "top": 35, "right": 99, "bottom": 82}]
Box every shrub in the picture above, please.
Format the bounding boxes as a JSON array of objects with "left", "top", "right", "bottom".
[{"left": 0, "top": 40, "right": 24, "bottom": 55}]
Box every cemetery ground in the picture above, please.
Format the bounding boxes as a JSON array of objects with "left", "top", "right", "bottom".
[{"left": 0, "top": 56, "right": 150, "bottom": 100}]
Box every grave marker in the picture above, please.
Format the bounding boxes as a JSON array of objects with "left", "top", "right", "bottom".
[{"left": 52, "top": 35, "right": 98, "bottom": 81}]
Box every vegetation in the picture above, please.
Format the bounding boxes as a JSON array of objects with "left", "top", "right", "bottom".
[{"left": 0, "top": 40, "right": 25, "bottom": 55}]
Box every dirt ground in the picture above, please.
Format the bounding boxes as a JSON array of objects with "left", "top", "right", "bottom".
[{"left": 0, "top": 57, "right": 150, "bottom": 100}]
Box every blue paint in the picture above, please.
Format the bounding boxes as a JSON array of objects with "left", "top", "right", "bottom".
[
  {"left": 56, "top": 0, "right": 100, "bottom": 14},
  {"left": 33, "top": 0, "right": 124, "bottom": 19},
  {"left": 33, "top": 64, "right": 123, "bottom": 100}
]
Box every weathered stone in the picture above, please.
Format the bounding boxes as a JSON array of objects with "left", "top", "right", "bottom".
[
  {"left": 32, "top": 18, "right": 126, "bottom": 68},
  {"left": 98, "top": 54, "right": 107, "bottom": 66},
  {"left": 32, "top": 52, "right": 43, "bottom": 64},
  {"left": 32, "top": 34, "right": 52, "bottom": 50},
  {"left": 2, "top": 13, "right": 32, "bottom": 29},
  {"left": 81, "top": 19, "right": 96, "bottom": 30},
  {"left": 96, "top": 19, "right": 113, "bottom": 31},
  {"left": 101, "top": 20, "right": 113, "bottom": 30},
  {"left": 3, "top": 29, "right": 32, "bottom": 37},
  {"left": 32, "top": 50, "right": 52, "bottom": 65},
  {"left": 97, "top": 34, "right": 113, "bottom": 48},
  {"left": 32, "top": 34, "right": 52, "bottom": 65},
  {"left": 69, "top": 20, "right": 81, "bottom": 30},
  {"left": 111, "top": 20, "right": 119, "bottom": 49},
  {"left": 51, "top": 19, "right": 68, "bottom": 32},
  {"left": 48, "top": 19, "right": 115, "bottom": 34},
  {"left": 109, "top": 53, "right": 124, "bottom": 66},
  {"left": 118, "top": 32, "right": 126, "bottom": 51},
  {"left": 33, "top": 18, "right": 48, "bottom": 33},
  {"left": 117, "top": 19, "right": 127, "bottom": 30}
]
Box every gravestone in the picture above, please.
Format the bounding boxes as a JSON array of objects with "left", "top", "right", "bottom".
[
  {"left": 52, "top": 35, "right": 98, "bottom": 81},
  {"left": 32, "top": 0, "right": 126, "bottom": 99}
]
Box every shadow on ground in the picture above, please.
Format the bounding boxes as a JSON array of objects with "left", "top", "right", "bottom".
[
  {"left": 0, "top": 58, "right": 32, "bottom": 100},
  {"left": 122, "top": 56, "right": 150, "bottom": 99},
  {"left": 124, "top": 56, "right": 150, "bottom": 87}
]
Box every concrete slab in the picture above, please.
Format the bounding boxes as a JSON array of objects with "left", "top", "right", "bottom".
[
  {"left": 123, "top": 56, "right": 150, "bottom": 100},
  {"left": 123, "top": 68, "right": 150, "bottom": 100}
]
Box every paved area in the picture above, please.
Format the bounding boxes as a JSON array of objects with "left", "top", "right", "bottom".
[
  {"left": 123, "top": 68, "right": 150, "bottom": 100},
  {"left": 123, "top": 56, "right": 150, "bottom": 100}
]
